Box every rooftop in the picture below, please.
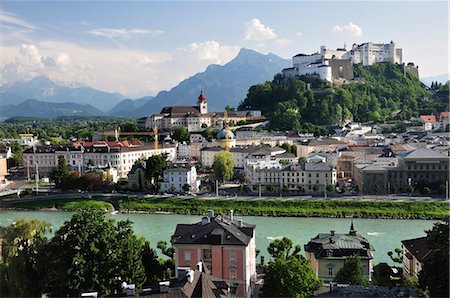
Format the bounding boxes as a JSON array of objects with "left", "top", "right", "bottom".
[{"left": 401, "top": 237, "right": 431, "bottom": 263}]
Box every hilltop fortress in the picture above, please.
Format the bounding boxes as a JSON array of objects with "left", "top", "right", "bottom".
[{"left": 282, "top": 41, "right": 415, "bottom": 83}]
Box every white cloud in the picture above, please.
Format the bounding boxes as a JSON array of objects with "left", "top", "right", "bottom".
[
  {"left": 332, "top": 22, "right": 362, "bottom": 37},
  {"left": 88, "top": 28, "right": 164, "bottom": 39},
  {"left": 244, "top": 18, "right": 277, "bottom": 42},
  {"left": 0, "top": 10, "right": 37, "bottom": 30},
  {"left": 295, "top": 31, "right": 302, "bottom": 37},
  {"left": 185, "top": 40, "right": 240, "bottom": 64},
  {"left": 0, "top": 40, "right": 240, "bottom": 96}
]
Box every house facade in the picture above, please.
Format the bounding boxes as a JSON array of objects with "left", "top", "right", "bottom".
[
  {"left": 304, "top": 222, "right": 374, "bottom": 282},
  {"left": 173, "top": 211, "right": 256, "bottom": 298},
  {"left": 161, "top": 163, "right": 200, "bottom": 193},
  {"left": 401, "top": 237, "right": 431, "bottom": 279}
]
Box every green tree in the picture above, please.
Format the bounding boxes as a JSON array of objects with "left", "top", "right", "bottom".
[
  {"left": 40, "top": 210, "right": 147, "bottom": 297},
  {"left": 334, "top": 254, "right": 368, "bottom": 285},
  {"left": 0, "top": 219, "right": 51, "bottom": 297},
  {"left": 50, "top": 155, "right": 70, "bottom": 186},
  {"left": 419, "top": 220, "right": 449, "bottom": 298},
  {"left": 326, "top": 184, "right": 335, "bottom": 193},
  {"left": 213, "top": 151, "right": 234, "bottom": 181},
  {"left": 312, "top": 185, "right": 319, "bottom": 192},
  {"left": 225, "top": 105, "right": 235, "bottom": 112},
  {"left": 298, "top": 156, "right": 306, "bottom": 164},
  {"left": 387, "top": 248, "right": 403, "bottom": 265},
  {"left": 141, "top": 241, "right": 162, "bottom": 283},
  {"left": 266, "top": 184, "right": 274, "bottom": 193},
  {"left": 182, "top": 183, "right": 191, "bottom": 192},
  {"left": 263, "top": 237, "right": 322, "bottom": 297},
  {"left": 170, "top": 184, "right": 176, "bottom": 193},
  {"left": 10, "top": 142, "right": 23, "bottom": 167},
  {"left": 144, "top": 154, "right": 168, "bottom": 186},
  {"left": 172, "top": 126, "right": 190, "bottom": 142}
]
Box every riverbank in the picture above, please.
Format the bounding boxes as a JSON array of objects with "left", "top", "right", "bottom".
[
  {"left": 6, "top": 196, "right": 449, "bottom": 219},
  {"left": 8, "top": 198, "right": 113, "bottom": 211}
]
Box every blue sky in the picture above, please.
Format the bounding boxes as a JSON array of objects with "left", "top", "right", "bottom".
[{"left": 1, "top": 1, "right": 448, "bottom": 96}]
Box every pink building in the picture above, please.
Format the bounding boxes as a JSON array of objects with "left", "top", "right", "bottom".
[{"left": 173, "top": 211, "right": 256, "bottom": 298}]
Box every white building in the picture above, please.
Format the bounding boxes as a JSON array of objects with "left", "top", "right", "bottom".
[
  {"left": 283, "top": 42, "right": 402, "bottom": 82},
  {"left": 23, "top": 141, "right": 177, "bottom": 179},
  {"left": 245, "top": 159, "right": 337, "bottom": 193},
  {"left": 144, "top": 91, "right": 250, "bottom": 133},
  {"left": 161, "top": 163, "right": 200, "bottom": 193},
  {"left": 201, "top": 146, "right": 286, "bottom": 169},
  {"left": 343, "top": 41, "right": 402, "bottom": 66}
]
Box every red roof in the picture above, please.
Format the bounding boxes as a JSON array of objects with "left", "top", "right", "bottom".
[
  {"left": 198, "top": 90, "right": 206, "bottom": 102},
  {"left": 420, "top": 115, "right": 436, "bottom": 123},
  {"left": 440, "top": 112, "right": 450, "bottom": 120}
]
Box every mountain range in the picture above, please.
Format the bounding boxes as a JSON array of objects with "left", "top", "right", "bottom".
[{"left": 0, "top": 48, "right": 290, "bottom": 119}]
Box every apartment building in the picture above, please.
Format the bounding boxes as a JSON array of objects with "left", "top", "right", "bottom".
[{"left": 173, "top": 211, "right": 256, "bottom": 298}]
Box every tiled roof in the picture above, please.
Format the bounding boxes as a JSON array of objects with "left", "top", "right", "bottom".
[
  {"left": 401, "top": 237, "right": 431, "bottom": 263},
  {"left": 403, "top": 148, "right": 447, "bottom": 159},
  {"left": 305, "top": 225, "right": 374, "bottom": 259},
  {"left": 420, "top": 115, "right": 437, "bottom": 123},
  {"left": 439, "top": 111, "right": 450, "bottom": 120},
  {"left": 174, "top": 215, "right": 255, "bottom": 246},
  {"left": 160, "top": 106, "right": 200, "bottom": 115}
]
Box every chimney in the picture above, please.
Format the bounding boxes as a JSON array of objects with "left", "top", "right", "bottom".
[
  {"left": 187, "top": 270, "right": 194, "bottom": 284},
  {"left": 207, "top": 210, "right": 214, "bottom": 218},
  {"left": 238, "top": 219, "right": 243, "bottom": 227},
  {"left": 230, "top": 210, "right": 234, "bottom": 221},
  {"left": 201, "top": 216, "right": 210, "bottom": 226},
  {"left": 196, "top": 261, "right": 203, "bottom": 273}
]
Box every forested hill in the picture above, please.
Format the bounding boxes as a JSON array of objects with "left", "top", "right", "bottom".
[{"left": 238, "top": 63, "right": 449, "bottom": 132}]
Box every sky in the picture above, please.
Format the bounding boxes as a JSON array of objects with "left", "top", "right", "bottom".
[{"left": 1, "top": 1, "right": 448, "bottom": 97}]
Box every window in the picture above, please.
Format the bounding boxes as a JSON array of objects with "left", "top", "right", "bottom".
[
  {"left": 229, "top": 251, "right": 236, "bottom": 262},
  {"left": 184, "top": 251, "right": 191, "bottom": 261},
  {"left": 328, "top": 267, "right": 333, "bottom": 276},
  {"left": 230, "top": 269, "right": 237, "bottom": 279}
]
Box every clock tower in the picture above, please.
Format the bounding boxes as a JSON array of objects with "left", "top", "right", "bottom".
[{"left": 197, "top": 90, "right": 208, "bottom": 115}]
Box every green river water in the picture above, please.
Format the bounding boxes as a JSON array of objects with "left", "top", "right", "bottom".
[{"left": 0, "top": 211, "right": 436, "bottom": 265}]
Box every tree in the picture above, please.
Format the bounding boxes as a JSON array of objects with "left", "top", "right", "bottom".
[
  {"left": 87, "top": 159, "right": 95, "bottom": 167},
  {"left": 225, "top": 105, "right": 235, "bottom": 112},
  {"left": 406, "top": 185, "right": 414, "bottom": 194},
  {"left": 213, "top": 151, "right": 234, "bottom": 181},
  {"left": 0, "top": 219, "right": 51, "bottom": 297},
  {"left": 387, "top": 248, "right": 403, "bottom": 265},
  {"left": 266, "top": 184, "right": 274, "bottom": 193},
  {"left": 10, "top": 142, "right": 23, "bottom": 167},
  {"left": 419, "top": 220, "right": 449, "bottom": 298},
  {"left": 298, "top": 156, "right": 306, "bottom": 164},
  {"left": 145, "top": 154, "right": 168, "bottom": 186},
  {"left": 334, "top": 254, "right": 368, "bottom": 285},
  {"left": 50, "top": 155, "right": 70, "bottom": 185},
  {"left": 141, "top": 241, "right": 162, "bottom": 283},
  {"left": 312, "top": 185, "right": 319, "bottom": 192},
  {"left": 40, "top": 210, "right": 147, "bottom": 297},
  {"left": 172, "top": 126, "right": 190, "bottom": 142},
  {"left": 170, "top": 184, "right": 176, "bottom": 193},
  {"left": 263, "top": 237, "right": 322, "bottom": 297},
  {"left": 182, "top": 183, "right": 191, "bottom": 192},
  {"left": 354, "top": 185, "right": 360, "bottom": 193},
  {"left": 326, "top": 184, "right": 335, "bottom": 193}
]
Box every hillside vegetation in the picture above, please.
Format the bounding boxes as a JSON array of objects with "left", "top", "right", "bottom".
[{"left": 238, "top": 63, "right": 449, "bottom": 133}]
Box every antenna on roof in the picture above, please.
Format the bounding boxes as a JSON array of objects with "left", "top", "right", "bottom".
[{"left": 349, "top": 218, "right": 357, "bottom": 236}]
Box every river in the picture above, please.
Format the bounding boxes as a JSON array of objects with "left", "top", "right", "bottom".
[{"left": 0, "top": 211, "right": 436, "bottom": 265}]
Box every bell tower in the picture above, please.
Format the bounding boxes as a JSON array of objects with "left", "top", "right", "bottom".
[{"left": 197, "top": 90, "right": 208, "bottom": 115}]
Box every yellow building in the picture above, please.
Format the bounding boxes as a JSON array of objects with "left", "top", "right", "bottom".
[
  {"left": 401, "top": 237, "right": 431, "bottom": 279},
  {"left": 304, "top": 221, "right": 374, "bottom": 282}
]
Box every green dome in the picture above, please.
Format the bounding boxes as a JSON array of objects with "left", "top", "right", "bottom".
[{"left": 216, "top": 129, "right": 235, "bottom": 140}]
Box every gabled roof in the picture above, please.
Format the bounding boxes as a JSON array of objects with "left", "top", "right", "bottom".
[
  {"left": 401, "top": 237, "right": 431, "bottom": 263},
  {"left": 403, "top": 148, "right": 447, "bottom": 160},
  {"left": 439, "top": 111, "right": 450, "bottom": 120},
  {"left": 160, "top": 106, "right": 200, "bottom": 115},
  {"left": 174, "top": 215, "right": 255, "bottom": 246},
  {"left": 420, "top": 115, "right": 437, "bottom": 123}
]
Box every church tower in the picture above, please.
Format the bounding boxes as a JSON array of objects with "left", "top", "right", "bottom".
[{"left": 197, "top": 90, "right": 208, "bottom": 115}]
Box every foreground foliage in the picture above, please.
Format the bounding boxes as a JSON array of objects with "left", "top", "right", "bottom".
[
  {"left": 262, "top": 237, "right": 322, "bottom": 297},
  {"left": 419, "top": 219, "right": 449, "bottom": 298},
  {"left": 0, "top": 210, "right": 165, "bottom": 297},
  {"left": 334, "top": 255, "right": 368, "bottom": 285}
]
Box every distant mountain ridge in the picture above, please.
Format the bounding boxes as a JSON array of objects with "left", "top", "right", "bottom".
[
  {"left": 0, "top": 49, "right": 290, "bottom": 118},
  {"left": 0, "top": 76, "right": 125, "bottom": 112},
  {"left": 127, "top": 48, "right": 290, "bottom": 117},
  {"left": 0, "top": 99, "right": 104, "bottom": 119}
]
